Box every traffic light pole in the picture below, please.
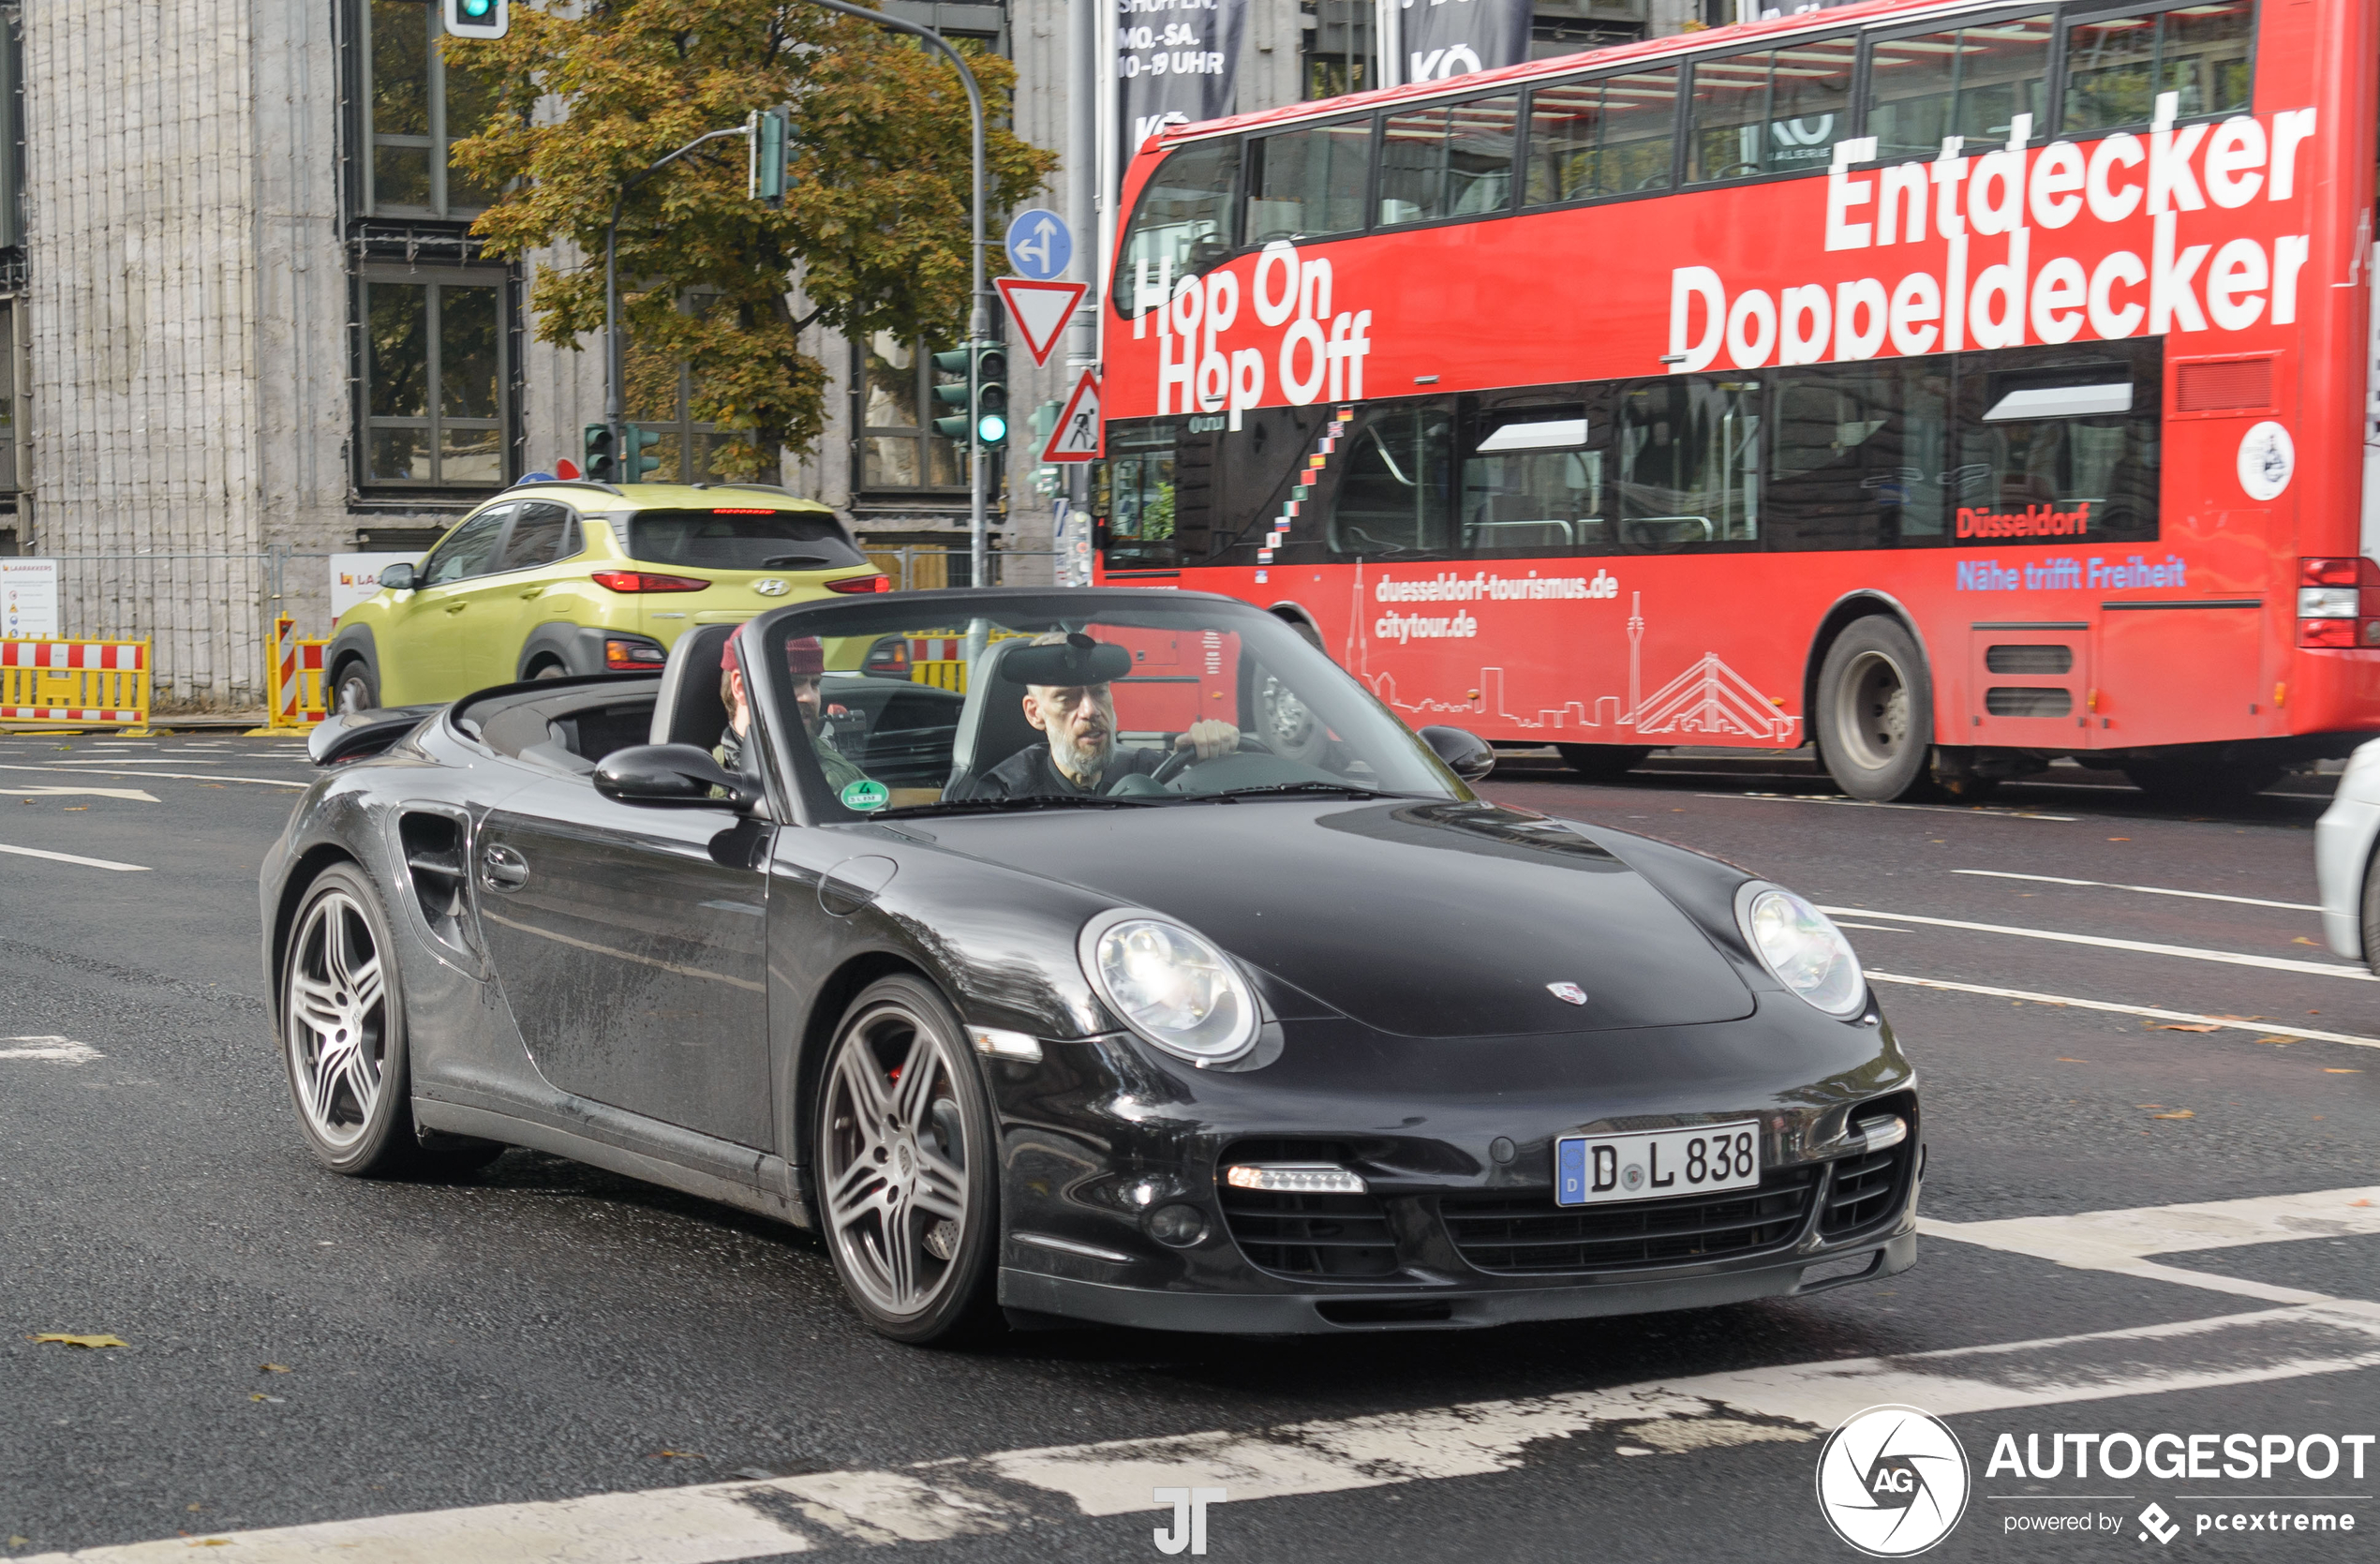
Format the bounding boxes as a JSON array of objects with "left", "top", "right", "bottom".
[
  {"left": 800, "top": 0, "right": 989, "bottom": 590},
  {"left": 602, "top": 124, "right": 756, "bottom": 482}
]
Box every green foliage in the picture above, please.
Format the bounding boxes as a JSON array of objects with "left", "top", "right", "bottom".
[{"left": 448, "top": 1, "right": 1056, "bottom": 480}]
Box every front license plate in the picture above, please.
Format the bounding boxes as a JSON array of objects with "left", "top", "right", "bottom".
[{"left": 1555, "top": 1121, "right": 1762, "bottom": 1207}]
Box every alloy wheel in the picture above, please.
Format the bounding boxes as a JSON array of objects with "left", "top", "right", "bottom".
[
  {"left": 819, "top": 1000, "right": 973, "bottom": 1319},
  {"left": 285, "top": 889, "right": 390, "bottom": 1153}
]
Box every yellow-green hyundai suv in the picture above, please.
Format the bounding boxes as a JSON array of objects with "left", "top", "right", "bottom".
[{"left": 323, "top": 481, "right": 886, "bottom": 711}]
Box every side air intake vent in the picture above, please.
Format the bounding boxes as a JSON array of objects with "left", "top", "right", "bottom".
[
  {"left": 2174, "top": 355, "right": 2274, "bottom": 415},
  {"left": 397, "top": 810, "right": 477, "bottom": 957}
]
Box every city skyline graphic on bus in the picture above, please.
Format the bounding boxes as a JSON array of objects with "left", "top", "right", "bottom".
[{"left": 1348, "top": 579, "right": 1799, "bottom": 746}]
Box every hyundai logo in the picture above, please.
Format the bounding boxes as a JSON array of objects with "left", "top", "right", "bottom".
[{"left": 752, "top": 578, "right": 790, "bottom": 597}]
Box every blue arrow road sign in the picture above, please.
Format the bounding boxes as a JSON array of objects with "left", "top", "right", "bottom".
[{"left": 1003, "top": 209, "right": 1072, "bottom": 283}]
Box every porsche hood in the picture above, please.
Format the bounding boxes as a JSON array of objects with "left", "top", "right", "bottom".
[{"left": 926, "top": 800, "right": 1757, "bottom": 1037}]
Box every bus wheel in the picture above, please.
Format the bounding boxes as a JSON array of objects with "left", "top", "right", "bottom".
[
  {"left": 1554, "top": 744, "right": 1650, "bottom": 783},
  {"left": 1816, "top": 618, "right": 1932, "bottom": 801},
  {"left": 2120, "top": 760, "right": 2282, "bottom": 808}
]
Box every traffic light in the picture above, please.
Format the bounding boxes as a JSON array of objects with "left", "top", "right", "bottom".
[
  {"left": 583, "top": 423, "right": 618, "bottom": 484},
  {"left": 628, "top": 424, "right": 663, "bottom": 481},
  {"left": 748, "top": 107, "right": 790, "bottom": 208},
  {"left": 930, "top": 348, "right": 973, "bottom": 442},
  {"left": 973, "top": 345, "right": 1008, "bottom": 448},
  {"left": 442, "top": 0, "right": 508, "bottom": 40}
]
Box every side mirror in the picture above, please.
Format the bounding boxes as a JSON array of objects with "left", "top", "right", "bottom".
[
  {"left": 595, "top": 743, "right": 757, "bottom": 810},
  {"left": 1420, "top": 725, "right": 1495, "bottom": 782},
  {"left": 378, "top": 561, "right": 417, "bottom": 592}
]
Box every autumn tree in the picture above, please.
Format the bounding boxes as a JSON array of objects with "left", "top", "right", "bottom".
[{"left": 448, "top": 1, "right": 1056, "bottom": 481}]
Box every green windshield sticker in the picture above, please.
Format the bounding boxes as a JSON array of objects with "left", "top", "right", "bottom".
[{"left": 840, "top": 778, "right": 889, "bottom": 812}]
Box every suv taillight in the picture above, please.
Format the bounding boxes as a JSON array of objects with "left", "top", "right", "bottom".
[
  {"left": 825, "top": 573, "right": 891, "bottom": 595},
  {"left": 590, "top": 571, "right": 711, "bottom": 593},
  {"left": 2298, "top": 558, "right": 2380, "bottom": 648},
  {"left": 603, "top": 637, "right": 668, "bottom": 670}
]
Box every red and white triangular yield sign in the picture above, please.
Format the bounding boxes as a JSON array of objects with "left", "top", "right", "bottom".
[
  {"left": 1043, "top": 369, "right": 1102, "bottom": 463},
  {"left": 995, "top": 276, "right": 1086, "bottom": 367}
]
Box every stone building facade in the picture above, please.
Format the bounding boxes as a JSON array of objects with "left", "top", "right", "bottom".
[{"left": 0, "top": 0, "right": 1717, "bottom": 707}]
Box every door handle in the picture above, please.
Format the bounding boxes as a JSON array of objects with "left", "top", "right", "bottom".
[
  {"left": 445, "top": 602, "right": 469, "bottom": 614},
  {"left": 519, "top": 588, "right": 543, "bottom": 600},
  {"left": 479, "top": 842, "right": 529, "bottom": 892}
]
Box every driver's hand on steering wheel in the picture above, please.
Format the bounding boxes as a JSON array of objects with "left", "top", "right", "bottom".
[{"left": 1173, "top": 719, "right": 1241, "bottom": 761}]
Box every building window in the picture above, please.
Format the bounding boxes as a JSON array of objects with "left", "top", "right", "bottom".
[
  {"left": 1302, "top": 0, "right": 1374, "bottom": 99},
  {"left": 359, "top": 265, "right": 510, "bottom": 488},
  {"left": 854, "top": 333, "right": 964, "bottom": 493},
  {"left": 364, "top": 0, "right": 500, "bottom": 218},
  {"left": 0, "top": 295, "right": 22, "bottom": 493}
]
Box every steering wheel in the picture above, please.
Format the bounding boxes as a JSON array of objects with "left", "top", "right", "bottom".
[{"left": 1144, "top": 736, "right": 1273, "bottom": 788}]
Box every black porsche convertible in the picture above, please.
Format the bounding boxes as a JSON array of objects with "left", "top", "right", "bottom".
[{"left": 261, "top": 588, "right": 1921, "bottom": 1343}]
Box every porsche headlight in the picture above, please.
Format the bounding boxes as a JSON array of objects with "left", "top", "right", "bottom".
[
  {"left": 1733, "top": 883, "right": 1867, "bottom": 1019},
  {"left": 1079, "top": 913, "right": 1258, "bottom": 1064}
]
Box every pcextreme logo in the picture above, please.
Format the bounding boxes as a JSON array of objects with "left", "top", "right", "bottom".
[{"left": 1816, "top": 1405, "right": 1972, "bottom": 1557}]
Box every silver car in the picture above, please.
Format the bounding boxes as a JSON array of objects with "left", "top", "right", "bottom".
[{"left": 2315, "top": 740, "right": 2380, "bottom": 967}]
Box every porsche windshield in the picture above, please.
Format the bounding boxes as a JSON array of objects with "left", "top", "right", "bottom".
[{"left": 752, "top": 593, "right": 1465, "bottom": 820}]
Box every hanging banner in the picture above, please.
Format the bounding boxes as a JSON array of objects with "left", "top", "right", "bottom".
[
  {"left": 1115, "top": 0, "right": 1248, "bottom": 172},
  {"left": 1398, "top": 0, "right": 1532, "bottom": 85}
]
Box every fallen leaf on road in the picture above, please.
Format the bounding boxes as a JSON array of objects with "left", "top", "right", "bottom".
[
  {"left": 2325, "top": 1068, "right": 2362, "bottom": 1074},
  {"left": 2057, "top": 1058, "right": 2089, "bottom": 1063},
  {"left": 2108, "top": 837, "right": 2130, "bottom": 842},
  {"left": 2254, "top": 1035, "right": 2296, "bottom": 1046},
  {"left": 30, "top": 1333, "right": 126, "bottom": 1348},
  {"left": 9, "top": 1537, "right": 31, "bottom": 1547},
  {"left": 250, "top": 1393, "right": 284, "bottom": 1404},
  {"left": 260, "top": 1363, "right": 290, "bottom": 1374},
  {"left": 62, "top": 805, "right": 84, "bottom": 811},
  {"left": 2136, "top": 1104, "right": 2164, "bottom": 1109},
  {"left": 2211, "top": 1015, "right": 2267, "bottom": 1022},
  {"left": 2151, "top": 1110, "right": 2196, "bottom": 1120},
  {"left": 2156, "top": 1023, "right": 2220, "bottom": 1033},
  {"left": 2294, "top": 937, "right": 2321, "bottom": 946},
  {"left": 652, "top": 1450, "right": 707, "bottom": 1460},
  {"left": 2352, "top": 1199, "right": 2373, "bottom": 1208}
]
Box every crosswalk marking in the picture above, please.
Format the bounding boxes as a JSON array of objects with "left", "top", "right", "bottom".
[
  {"left": 29, "top": 1302, "right": 2380, "bottom": 1563},
  {"left": 1922, "top": 1186, "right": 2380, "bottom": 1306}
]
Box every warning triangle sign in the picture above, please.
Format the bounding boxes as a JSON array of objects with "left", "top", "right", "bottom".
[
  {"left": 1043, "top": 369, "right": 1102, "bottom": 463},
  {"left": 995, "top": 277, "right": 1085, "bottom": 368}
]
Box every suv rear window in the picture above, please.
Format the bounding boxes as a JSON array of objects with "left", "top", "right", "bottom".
[{"left": 623, "top": 508, "right": 865, "bottom": 571}]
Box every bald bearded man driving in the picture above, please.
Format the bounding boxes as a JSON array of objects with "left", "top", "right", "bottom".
[{"left": 951, "top": 632, "right": 1240, "bottom": 799}]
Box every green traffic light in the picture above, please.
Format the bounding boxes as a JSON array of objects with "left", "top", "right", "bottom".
[
  {"left": 976, "top": 411, "right": 1007, "bottom": 446},
  {"left": 462, "top": 0, "right": 491, "bottom": 14}
]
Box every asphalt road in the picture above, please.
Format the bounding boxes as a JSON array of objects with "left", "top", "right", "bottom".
[{"left": 2, "top": 734, "right": 2375, "bottom": 1564}]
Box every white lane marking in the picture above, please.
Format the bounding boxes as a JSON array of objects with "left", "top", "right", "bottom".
[
  {"left": 1922, "top": 1187, "right": 2380, "bottom": 1306},
  {"left": 1826, "top": 905, "right": 2374, "bottom": 982},
  {"left": 0, "top": 762, "right": 305, "bottom": 789},
  {"left": 1703, "top": 791, "right": 2080, "bottom": 822},
  {"left": 1832, "top": 922, "right": 1913, "bottom": 932},
  {"left": 45, "top": 758, "right": 220, "bottom": 766},
  {"left": 1950, "top": 868, "right": 2320, "bottom": 913},
  {"left": 0, "top": 842, "right": 150, "bottom": 871},
  {"left": 1867, "top": 971, "right": 2380, "bottom": 1049},
  {"left": 1856, "top": 971, "right": 2380, "bottom": 1042},
  {"left": 29, "top": 1303, "right": 2380, "bottom": 1563},
  {"left": 1, "top": 785, "right": 161, "bottom": 802},
  {"left": 0, "top": 1036, "right": 101, "bottom": 1064}
]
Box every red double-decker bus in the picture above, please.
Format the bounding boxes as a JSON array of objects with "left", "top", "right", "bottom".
[{"left": 1093, "top": 0, "right": 2379, "bottom": 805}]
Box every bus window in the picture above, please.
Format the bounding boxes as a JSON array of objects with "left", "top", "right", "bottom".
[
  {"left": 1378, "top": 95, "right": 1520, "bottom": 227},
  {"left": 1524, "top": 68, "right": 1681, "bottom": 203},
  {"left": 1246, "top": 121, "right": 1371, "bottom": 245},
  {"left": 1102, "top": 422, "right": 1182, "bottom": 570},
  {"left": 1686, "top": 35, "right": 1855, "bottom": 185},
  {"left": 1866, "top": 16, "right": 2054, "bottom": 163},
  {"left": 1329, "top": 406, "right": 1456, "bottom": 557},
  {"left": 1112, "top": 139, "right": 1240, "bottom": 314},
  {"left": 1953, "top": 346, "right": 2161, "bottom": 542},
  {"left": 2061, "top": 1, "right": 2255, "bottom": 133},
  {"left": 1461, "top": 406, "right": 1607, "bottom": 555},
  {"left": 1766, "top": 359, "right": 1953, "bottom": 551},
  {"left": 1616, "top": 380, "right": 1762, "bottom": 548}
]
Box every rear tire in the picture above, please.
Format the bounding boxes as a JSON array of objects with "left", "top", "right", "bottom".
[
  {"left": 2120, "top": 760, "right": 2283, "bottom": 809},
  {"left": 812, "top": 976, "right": 1002, "bottom": 1346},
  {"left": 2359, "top": 847, "right": 2380, "bottom": 976},
  {"left": 1554, "top": 744, "right": 1651, "bottom": 784},
  {"left": 333, "top": 660, "right": 378, "bottom": 715},
  {"left": 1816, "top": 618, "right": 1933, "bottom": 801},
  {"left": 527, "top": 658, "right": 568, "bottom": 681},
  {"left": 280, "top": 864, "right": 498, "bottom": 1179}
]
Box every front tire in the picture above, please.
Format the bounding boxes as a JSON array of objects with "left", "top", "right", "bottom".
[
  {"left": 333, "top": 660, "right": 378, "bottom": 715},
  {"left": 812, "top": 976, "right": 1001, "bottom": 1345},
  {"left": 1816, "top": 618, "right": 1933, "bottom": 801},
  {"left": 283, "top": 866, "right": 421, "bottom": 1175}
]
